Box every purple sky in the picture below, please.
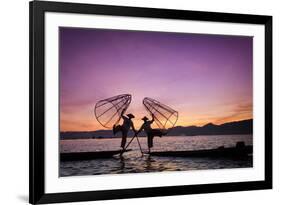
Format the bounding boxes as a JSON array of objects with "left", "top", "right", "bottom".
[{"left": 59, "top": 27, "right": 253, "bottom": 131}]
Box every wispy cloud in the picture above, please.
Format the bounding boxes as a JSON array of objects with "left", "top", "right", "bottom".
[{"left": 213, "top": 102, "right": 252, "bottom": 125}]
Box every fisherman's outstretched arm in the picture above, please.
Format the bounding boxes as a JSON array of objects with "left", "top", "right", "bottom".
[
  {"left": 151, "top": 114, "right": 155, "bottom": 123},
  {"left": 121, "top": 109, "right": 127, "bottom": 120}
]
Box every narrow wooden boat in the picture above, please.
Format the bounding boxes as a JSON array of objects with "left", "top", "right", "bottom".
[
  {"left": 149, "top": 143, "right": 252, "bottom": 158},
  {"left": 60, "top": 149, "right": 132, "bottom": 161}
]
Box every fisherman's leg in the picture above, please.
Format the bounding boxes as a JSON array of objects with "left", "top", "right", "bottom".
[
  {"left": 160, "top": 129, "right": 168, "bottom": 136},
  {"left": 121, "top": 135, "right": 126, "bottom": 148},
  {"left": 151, "top": 135, "right": 154, "bottom": 148},
  {"left": 121, "top": 130, "right": 127, "bottom": 149},
  {"left": 147, "top": 134, "right": 153, "bottom": 153},
  {"left": 152, "top": 129, "right": 164, "bottom": 137}
]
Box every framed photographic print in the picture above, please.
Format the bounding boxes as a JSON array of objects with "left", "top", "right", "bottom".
[{"left": 29, "top": 0, "right": 272, "bottom": 204}]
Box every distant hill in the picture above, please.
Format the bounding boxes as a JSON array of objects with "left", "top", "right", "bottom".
[
  {"left": 168, "top": 119, "right": 252, "bottom": 136},
  {"left": 60, "top": 119, "right": 253, "bottom": 140}
]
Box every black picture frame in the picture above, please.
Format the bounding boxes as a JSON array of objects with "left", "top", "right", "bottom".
[{"left": 29, "top": 0, "right": 272, "bottom": 204}]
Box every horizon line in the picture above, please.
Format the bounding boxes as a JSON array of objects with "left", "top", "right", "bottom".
[{"left": 60, "top": 118, "right": 253, "bottom": 133}]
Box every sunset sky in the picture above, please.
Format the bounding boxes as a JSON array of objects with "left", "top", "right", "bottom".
[{"left": 59, "top": 27, "right": 253, "bottom": 132}]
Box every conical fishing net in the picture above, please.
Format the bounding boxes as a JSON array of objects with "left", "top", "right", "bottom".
[
  {"left": 143, "top": 97, "right": 178, "bottom": 131},
  {"left": 94, "top": 94, "right": 132, "bottom": 128}
]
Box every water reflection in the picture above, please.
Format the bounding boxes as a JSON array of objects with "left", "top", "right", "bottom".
[{"left": 60, "top": 135, "right": 253, "bottom": 176}]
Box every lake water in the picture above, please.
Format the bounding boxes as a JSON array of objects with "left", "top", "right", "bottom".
[{"left": 60, "top": 135, "right": 252, "bottom": 177}]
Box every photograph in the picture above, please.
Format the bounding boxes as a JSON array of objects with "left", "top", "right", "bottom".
[
  {"left": 29, "top": 1, "right": 272, "bottom": 203},
  {"left": 59, "top": 27, "right": 253, "bottom": 177}
]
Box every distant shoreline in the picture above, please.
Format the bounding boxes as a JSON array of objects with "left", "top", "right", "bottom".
[
  {"left": 60, "top": 119, "right": 253, "bottom": 140},
  {"left": 60, "top": 133, "right": 253, "bottom": 140}
]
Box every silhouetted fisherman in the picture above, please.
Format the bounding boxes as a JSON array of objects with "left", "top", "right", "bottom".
[
  {"left": 137, "top": 115, "right": 166, "bottom": 153},
  {"left": 113, "top": 109, "right": 136, "bottom": 150}
]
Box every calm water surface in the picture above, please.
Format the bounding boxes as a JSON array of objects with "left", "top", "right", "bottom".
[{"left": 60, "top": 135, "right": 252, "bottom": 176}]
